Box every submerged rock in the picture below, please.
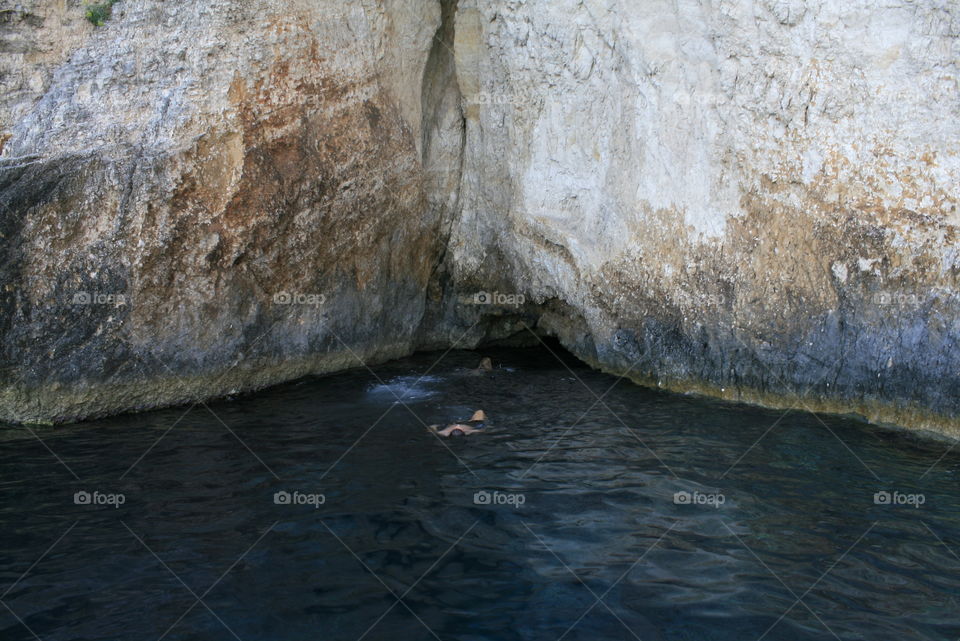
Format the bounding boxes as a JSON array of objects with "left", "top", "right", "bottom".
[{"left": 1, "top": 0, "right": 958, "bottom": 436}]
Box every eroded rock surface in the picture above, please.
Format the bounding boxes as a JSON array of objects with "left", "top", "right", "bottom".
[
  {"left": 1, "top": 0, "right": 444, "bottom": 422},
  {"left": 439, "top": 0, "right": 960, "bottom": 436},
  {"left": 2, "top": 0, "right": 959, "bottom": 436}
]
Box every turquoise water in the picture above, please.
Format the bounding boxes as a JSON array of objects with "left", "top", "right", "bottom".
[{"left": 1, "top": 345, "right": 959, "bottom": 640}]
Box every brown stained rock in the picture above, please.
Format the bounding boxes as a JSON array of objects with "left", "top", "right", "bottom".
[{"left": 0, "top": 0, "right": 442, "bottom": 423}]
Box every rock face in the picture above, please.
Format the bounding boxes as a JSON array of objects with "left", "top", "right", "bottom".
[
  {"left": 2, "top": 0, "right": 959, "bottom": 436},
  {"left": 0, "top": 0, "right": 91, "bottom": 152},
  {"left": 435, "top": 0, "right": 960, "bottom": 437},
  {"left": 0, "top": 0, "right": 444, "bottom": 422}
]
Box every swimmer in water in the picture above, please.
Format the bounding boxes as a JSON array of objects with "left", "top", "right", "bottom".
[
  {"left": 430, "top": 410, "right": 488, "bottom": 437},
  {"left": 464, "top": 357, "right": 493, "bottom": 376}
]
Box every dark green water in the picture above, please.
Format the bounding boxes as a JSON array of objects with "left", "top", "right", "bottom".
[{"left": 1, "top": 345, "right": 959, "bottom": 640}]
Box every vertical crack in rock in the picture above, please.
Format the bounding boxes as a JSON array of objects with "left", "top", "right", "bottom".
[{"left": 416, "top": 0, "right": 472, "bottom": 349}]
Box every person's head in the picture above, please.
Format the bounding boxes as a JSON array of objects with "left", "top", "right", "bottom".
[
  {"left": 470, "top": 410, "right": 487, "bottom": 422},
  {"left": 449, "top": 428, "right": 465, "bottom": 437},
  {"left": 478, "top": 357, "right": 493, "bottom": 371}
]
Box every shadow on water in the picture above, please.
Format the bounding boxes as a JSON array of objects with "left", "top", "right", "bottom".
[{"left": 1, "top": 343, "right": 960, "bottom": 640}]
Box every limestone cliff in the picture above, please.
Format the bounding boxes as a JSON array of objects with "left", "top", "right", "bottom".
[
  {"left": 436, "top": 0, "right": 960, "bottom": 437},
  {"left": 0, "top": 0, "right": 444, "bottom": 421},
  {"left": 2, "top": 0, "right": 959, "bottom": 436}
]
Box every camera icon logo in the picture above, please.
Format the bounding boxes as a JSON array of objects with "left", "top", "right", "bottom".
[
  {"left": 473, "top": 490, "right": 492, "bottom": 505},
  {"left": 72, "top": 291, "right": 91, "bottom": 305},
  {"left": 673, "top": 491, "right": 692, "bottom": 505},
  {"left": 274, "top": 490, "right": 291, "bottom": 505},
  {"left": 874, "top": 491, "right": 891, "bottom": 505},
  {"left": 473, "top": 291, "right": 491, "bottom": 305},
  {"left": 273, "top": 291, "right": 292, "bottom": 305},
  {"left": 74, "top": 490, "right": 92, "bottom": 505}
]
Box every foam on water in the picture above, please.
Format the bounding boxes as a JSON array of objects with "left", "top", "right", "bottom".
[{"left": 366, "top": 374, "right": 445, "bottom": 402}]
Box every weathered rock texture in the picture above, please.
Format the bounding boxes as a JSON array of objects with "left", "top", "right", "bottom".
[
  {"left": 0, "top": 0, "right": 92, "bottom": 153},
  {"left": 2, "top": 0, "right": 959, "bottom": 435},
  {"left": 1, "top": 0, "right": 444, "bottom": 422},
  {"left": 439, "top": 0, "right": 960, "bottom": 437}
]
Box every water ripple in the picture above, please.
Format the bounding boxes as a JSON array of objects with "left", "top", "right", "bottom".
[{"left": 1, "top": 346, "right": 959, "bottom": 640}]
